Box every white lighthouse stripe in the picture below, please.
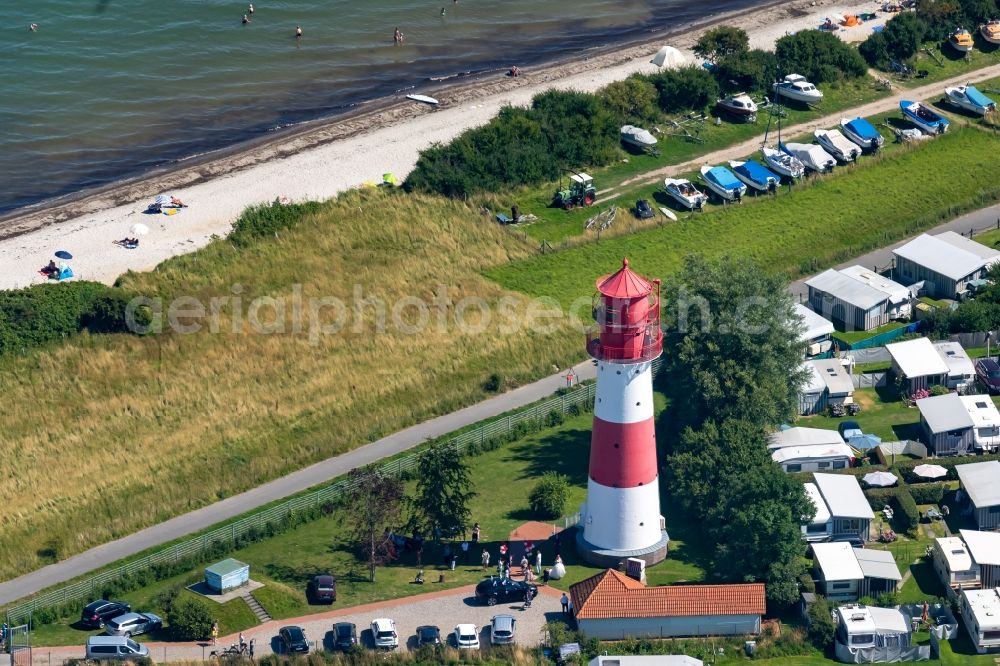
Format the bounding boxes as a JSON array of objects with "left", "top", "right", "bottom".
[
  {"left": 582, "top": 479, "right": 663, "bottom": 552},
  {"left": 594, "top": 361, "right": 654, "bottom": 424}
]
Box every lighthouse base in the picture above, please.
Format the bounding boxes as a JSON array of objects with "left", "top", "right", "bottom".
[{"left": 575, "top": 529, "right": 670, "bottom": 569}]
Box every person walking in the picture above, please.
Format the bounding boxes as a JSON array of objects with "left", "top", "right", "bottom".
[
  {"left": 211, "top": 621, "right": 219, "bottom": 646},
  {"left": 248, "top": 638, "right": 255, "bottom": 660},
  {"left": 239, "top": 631, "right": 245, "bottom": 651},
  {"left": 471, "top": 523, "right": 480, "bottom": 544},
  {"left": 519, "top": 554, "right": 529, "bottom": 573},
  {"left": 449, "top": 553, "right": 457, "bottom": 571},
  {"left": 535, "top": 549, "right": 542, "bottom": 575},
  {"left": 481, "top": 548, "right": 490, "bottom": 571},
  {"left": 560, "top": 593, "right": 569, "bottom": 614}
]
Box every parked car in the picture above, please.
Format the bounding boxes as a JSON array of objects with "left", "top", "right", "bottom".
[
  {"left": 307, "top": 574, "right": 337, "bottom": 604},
  {"left": 332, "top": 622, "right": 357, "bottom": 651},
  {"left": 490, "top": 615, "right": 516, "bottom": 645},
  {"left": 838, "top": 420, "right": 862, "bottom": 438},
  {"left": 634, "top": 199, "right": 654, "bottom": 219},
  {"left": 279, "top": 626, "right": 309, "bottom": 654},
  {"left": 85, "top": 636, "right": 149, "bottom": 661},
  {"left": 415, "top": 625, "right": 442, "bottom": 648},
  {"left": 829, "top": 535, "right": 865, "bottom": 548},
  {"left": 453, "top": 624, "right": 480, "bottom": 650},
  {"left": 104, "top": 612, "right": 162, "bottom": 638},
  {"left": 81, "top": 600, "right": 131, "bottom": 628},
  {"left": 474, "top": 577, "right": 538, "bottom": 606},
  {"left": 371, "top": 618, "right": 398, "bottom": 649},
  {"left": 977, "top": 358, "right": 1000, "bottom": 394}
]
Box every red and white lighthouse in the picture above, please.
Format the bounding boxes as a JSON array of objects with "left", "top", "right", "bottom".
[{"left": 577, "top": 257, "right": 669, "bottom": 566}]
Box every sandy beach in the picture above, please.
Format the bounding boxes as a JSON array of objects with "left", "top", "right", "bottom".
[{"left": 0, "top": 0, "right": 886, "bottom": 292}]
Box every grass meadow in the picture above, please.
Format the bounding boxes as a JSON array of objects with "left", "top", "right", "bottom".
[{"left": 0, "top": 189, "right": 582, "bottom": 581}]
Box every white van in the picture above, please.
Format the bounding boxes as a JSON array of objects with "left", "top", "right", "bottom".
[{"left": 86, "top": 635, "right": 150, "bottom": 660}]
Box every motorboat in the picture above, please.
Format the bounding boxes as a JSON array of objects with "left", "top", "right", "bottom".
[
  {"left": 699, "top": 165, "right": 747, "bottom": 202},
  {"left": 840, "top": 117, "right": 884, "bottom": 152},
  {"left": 949, "top": 27, "right": 974, "bottom": 53},
  {"left": 663, "top": 178, "right": 708, "bottom": 210},
  {"left": 780, "top": 142, "right": 836, "bottom": 173},
  {"left": 773, "top": 74, "right": 824, "bottom": 104},
  {"left": 716, "top": 93, "right": 758, "bottom": 119},
  {"left": 900, "top": 100, "right": 950, "bottom": 134},
  {"left": 620, "top": 125, "right": 658, "bottom": 151},
  {"left": 982, "top": 19, "right": 1000, "bottom": 45},
  {"left": 729, "top": 160, "right": 781, "bottom": 193},
  {"left": 761, "top": 145, "right": 805, "bottom": 179},
  {"left": 944, "top": 85, "right": 997, "bottom": 115},
  {"left": 813, "top": 129, "right": 860, "bottom": 163}
]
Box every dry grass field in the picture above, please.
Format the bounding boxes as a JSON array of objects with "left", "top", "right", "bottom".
[{"left": 0, "top": 189, "right": 580, "bottom": 580}]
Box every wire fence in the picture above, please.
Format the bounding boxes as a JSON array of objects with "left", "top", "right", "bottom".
[{"left": 5, "top": 359, "right": 662, "bottom": 625}]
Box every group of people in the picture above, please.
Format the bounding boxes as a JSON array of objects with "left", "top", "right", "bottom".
[
  {"left": 240, "top": 4, "right": 302, "bottom": 38},
  {"left": 480, "top": 532, "right": 564, "bottom": 584},
  {"left": 114, "top": 237, "right": 140, "bottom": 249}
]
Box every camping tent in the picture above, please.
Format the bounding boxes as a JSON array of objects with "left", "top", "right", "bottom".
[{"left": 651, "top": 46, "right": 685, "bottom": 68}]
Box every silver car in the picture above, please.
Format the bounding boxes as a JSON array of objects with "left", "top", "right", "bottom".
[
  {"left": 490, "top": 614, "right": 516, "bottom": 645},
  {"left": 104, "top": 612, "right": 162, "bottom": 638}
]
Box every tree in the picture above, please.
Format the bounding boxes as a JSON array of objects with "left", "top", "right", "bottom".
[
  {"left": 694, "top": 26, "right": 750, "bottom": 63},
  {"left": 413, "top": 444, "right": 476, "bottom": 539},
  {"left": 916, "top": 0, "right": 963, "bottom": 40},
  {"left": 599, "top": 77, "right": 659, "bottom": 125},
  {"left": 341, "top": 465, "right": 405, "bottom": 582},
  {"left": 882, "top": 12, "right": 930, "bottom": 61},
  {"left": 647, "top": 66, "right": 720, "bottom": 114},
  {"left": 528, "top": 472, "right": 570, "bottom": 518},
  {"left": 775, "top": 30, "right": 867, "bottom": 83},
  {"left": 807, "top": 595, "right": 837, "bottom": 649},
  {"left": 713, "top": 49, "right": 780, "bottom": 93},
  {"left": 660, "top": 255, "right": 810, "bottom": 437},
  {"left": 959, "top": 0, "right": 999, "bottom": 25},
  {"left": 167, "top": 595, "right": 213, "bottom": 641}
]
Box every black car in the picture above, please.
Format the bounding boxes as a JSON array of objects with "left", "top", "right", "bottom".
[
  {"left": 307, "top": 574, "right": 337, "bottom": 604},
  {"left": 279, "top": 626, "right": 309, "bottom": 654},
  {"left": 977, "top": 358, "right": 1000, "bottom": 394},
  {"left": 634, "top": 199, "right": 655, "bottom": 219},
  {"left": 81, "top": 600, "right": 131, "bottom": 628},
  {"left": 474, "top": 577, "right": 538, "bottom": 606},
  {"left": 332, "top": 622, "right": 357, "bottom": 650},
  {"left": 829, "top": 535, "right": 865, "bottom": 549},
  {"left": 415, "top": 625, "right": 442, "bottom": 648}
]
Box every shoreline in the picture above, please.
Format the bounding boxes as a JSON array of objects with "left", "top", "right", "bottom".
[{"left": 0, "top": 0, "right": 884, "bottom": 291}]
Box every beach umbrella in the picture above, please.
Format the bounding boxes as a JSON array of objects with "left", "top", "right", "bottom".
[
  {"left": 913, "top": 463, "right": 948, "bottom": 479},
  {"left": 650, "top": 45, "right": 685, "bottom": 69},
  {"left": 54, "top": 250, "right": 73, "bottom": 260},
  {"left": 848, "top": 433, "right": 882, "bottom": 451},
  {"left": 129, "top": 223, "right": 150, "bottom": 236},
  {"left": 863, "top": 471, "right": 898, "bottom": 487}
]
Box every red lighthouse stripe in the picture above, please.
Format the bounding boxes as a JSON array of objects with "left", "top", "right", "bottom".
[{"left": 589, "top": 416, "right": 658, "bottom": 488}]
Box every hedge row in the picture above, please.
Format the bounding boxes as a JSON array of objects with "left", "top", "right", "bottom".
[
  {"left": 864, "top": 485, "right": 920, "bottom": 534},
  {"left": 894, "top": 452, "right": 1000, "bottom": 483}
]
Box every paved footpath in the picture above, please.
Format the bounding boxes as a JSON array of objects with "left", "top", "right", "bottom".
[
  {"left": 0, "top": 362, "right": 595, "bottom": 607},
  {"left": 29, "top": 584, "right": 566, "bottom": 663}
]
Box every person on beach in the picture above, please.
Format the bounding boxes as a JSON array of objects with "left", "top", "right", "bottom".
[
  {"left": 248, "top": 3, "right": 254, "bottom": 14},
  {"left": 242, "top": 13, "right": 250, "bottom": 24},
  {"left": 170, "top": 196, "right": 186, "bottom": 207},
  {"left": 295, "top": 25, "right": 302, "bottom": 38},
  {"left": 393, "top": 27, "right": 403, "bottom": 44}
]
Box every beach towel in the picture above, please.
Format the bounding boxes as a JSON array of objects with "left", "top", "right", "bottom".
[{"left": 164, "top": 208, "right": 178, "bottom": 216}]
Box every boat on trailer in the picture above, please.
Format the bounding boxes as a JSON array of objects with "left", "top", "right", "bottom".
[
  {"left": 729, "top": 160, "right": 781, "bottom": 193},
  {"left": 949, "top": 27, "right": 974, "bottom": 53},
  {"left": 840, "top": 117, "right": 884, "bottom": 152},
  {"left": 900, "top": 100, "right": 950, "bottom": 134},
  {"left": 982, "top": 19, "right": 1000, "bottom": 44},
  {"left": 773, "top": 74, "right": 824, "bottom": 104},
  {"left": 716, "top": 93, "right": 758, "bottom": 119},
  {"left": 944, "top": 85, "right": 997, "bottom": 115},
  {"left": 663, "top": 178, "right": 708, "bottom": 210},
  {"left": 780, "top": 142, "right": 836, "bottom": 173},
  {"left": 814, "top": 129, "right": 860, "bottom": 163},
  {"left": 699, "top": 165, "right": 747, "bottom": 202},
  {"left": 620, "top": 125, "right": 658, "bottom": 151},
  {"left": 761, "top": 146, "right": 805, "bottom": 179}
]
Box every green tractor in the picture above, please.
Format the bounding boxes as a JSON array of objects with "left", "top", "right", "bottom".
[{"left": 553, "top": 172, "right": 596, "bottom": 209}]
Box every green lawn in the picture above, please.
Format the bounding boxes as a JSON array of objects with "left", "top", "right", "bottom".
[
  {"left": 801, "top": 388, "right": 918, "bottom": 441},
  {"left": 894, "top": 39, "right": 1000, "bottom": 88},
  {"left": 855, "top": 360, "right": 891, "bottom": 373},
  {"left": 486, "top": 126, "right": 1000, "bottom": 308},
  {"left": 833, "top": 321, "right": 907, "bottom": 346}
]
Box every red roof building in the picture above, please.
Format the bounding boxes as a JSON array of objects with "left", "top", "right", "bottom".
[{"left": 569, "top": 569, "right": 766, "bottom": 640}]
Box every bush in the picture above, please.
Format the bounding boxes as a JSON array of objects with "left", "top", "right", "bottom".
[
  {"left": 929, "top": 385, "right": 950, "bottom": 396},
  {"left": 775, "top": 30, "right": 867, "bottom": 83},
  {"left": 229, "top": 201, "right": 324, "bottom": 247},
  {"left": 713, "top": 49, "right": 780, "bottom": 94},
  {"left": 0, "top": 281, "right": 139, "bottom": 355},
  {"left": 864, "top": 486, "right": 919, "bottom": 533},
  {"left": 908, "top": 481, "right": 948, "bottom": 505},
  {"left": 646, "top": 66, "right": 720, "bottom": 113},
  {"left": 806, "top": 595, "right": 836, "bottom": 649},
  {"left": 167, "top": 595, "right": 213, "bottom": 640},
  {"left": 599, "top": 77, "right": 659, "bottom": 125},
  {"left": 694, "top": 26, "right": 750, "bottom": 63},
  {"left": 528, "top": 472, "right": 570, "bottom": 518}
]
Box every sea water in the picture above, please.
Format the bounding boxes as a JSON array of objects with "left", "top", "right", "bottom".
[{"left": 0, "top": 0, "right": 761, "bottom": 216}]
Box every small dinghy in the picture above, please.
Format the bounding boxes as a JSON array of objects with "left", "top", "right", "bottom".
[
  {"left": 700, "top": 165, "right": 747, "bottom": 202},
  {"left": 814, "top": 129, "right": 860, "bottom": 163},
  {"left": 729, "top": 160, "right": 781, "bottom": 193},
  {"left": 716, "top": 93, "right": 758, "bottom": 120},
  {"left": 900, "top": 100, "right": 950, "bottom": 134},
  {"left": 944, "top": 85, "right": 997, "bottom": 115},
  {"left": 840, "top": 117, "right": 884, "bottom": 152}
]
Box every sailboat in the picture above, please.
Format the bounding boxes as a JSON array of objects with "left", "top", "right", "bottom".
[{"left": 761, "top": 98, "right": 805, "bottom": 179}]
